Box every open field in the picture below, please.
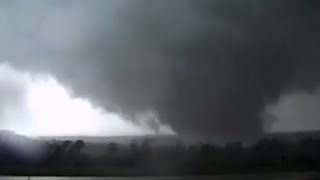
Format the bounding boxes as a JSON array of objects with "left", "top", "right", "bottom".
[{"left": 1, "top": 172, "right": 319, "bottom": 180}]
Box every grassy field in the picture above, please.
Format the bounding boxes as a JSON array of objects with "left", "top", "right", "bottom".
[{"left": 0, "top": 166, "right": 319, "bottom": 177}]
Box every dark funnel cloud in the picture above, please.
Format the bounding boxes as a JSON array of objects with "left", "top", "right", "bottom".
[{"left": 1, "top": 0, "right": 320, "bottom": 142}]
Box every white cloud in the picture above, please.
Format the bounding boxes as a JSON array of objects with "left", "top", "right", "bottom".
[
  {"left": 0, "top": 62, "right": 174, "bottom": 136},
  {"left": 269, "top": 90, "right": 320, "bottom": 132}
]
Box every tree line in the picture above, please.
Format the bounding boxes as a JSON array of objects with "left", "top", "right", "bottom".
[{"left": 0, "top": 131, "right": 320, "bottom": 174}]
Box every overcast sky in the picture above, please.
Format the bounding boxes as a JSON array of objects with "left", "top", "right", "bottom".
[{"left": 1, "top": 0, "right": 320, "bottom": 142}]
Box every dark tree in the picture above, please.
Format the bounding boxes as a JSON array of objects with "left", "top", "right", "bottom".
[
  {"left": 130, "top": 139, "right": 139, "bottom": 154},
  {"left": 61, "top": 140, "right": 72, "bottom": 152},
  {"left": 141, "top": 139, "right": 151, "bottom": 154},
  {"left": 64, "top": 140, "right": 85, "bottom": 166},
  {"left": 225, "top": 141, "right": 243, "bottom": 152},
  {"left": 73, "top": 140, "right": 85, "bottom": 151},
  {"left": 107, "top": 142, "right": 119, "bottom": 155}
]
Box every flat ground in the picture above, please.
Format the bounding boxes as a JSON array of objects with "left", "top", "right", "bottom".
[{"left": 1, "top": 172, "right": 319, "bottom": 180}]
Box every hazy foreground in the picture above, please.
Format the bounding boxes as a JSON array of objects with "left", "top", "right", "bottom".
[
  {"left": 1, "top": 172, "right": 319, "bottom": 180},
  {"left": 2, "top": 131, "right": 320, "bottom": 177}
]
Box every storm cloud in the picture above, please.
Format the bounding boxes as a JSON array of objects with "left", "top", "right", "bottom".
[{"left": 1, "top": 0, "right": 320, "bottom": 142}]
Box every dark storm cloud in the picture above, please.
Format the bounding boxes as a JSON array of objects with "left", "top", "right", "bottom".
[{"left": 1, "top": 0, "right": 320, "bottom": 142}]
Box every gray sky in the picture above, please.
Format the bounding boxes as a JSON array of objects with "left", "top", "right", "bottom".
[
  {"left": 270, "top": 90, "right": 320, "bottom": 132},
  {"left": 1, "top": 0, "right": 320, "bottom": 142}
]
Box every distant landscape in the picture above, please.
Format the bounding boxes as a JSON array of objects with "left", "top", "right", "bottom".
[{"left": 0, "top": 130, "right": 320, "bottom": 176}]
